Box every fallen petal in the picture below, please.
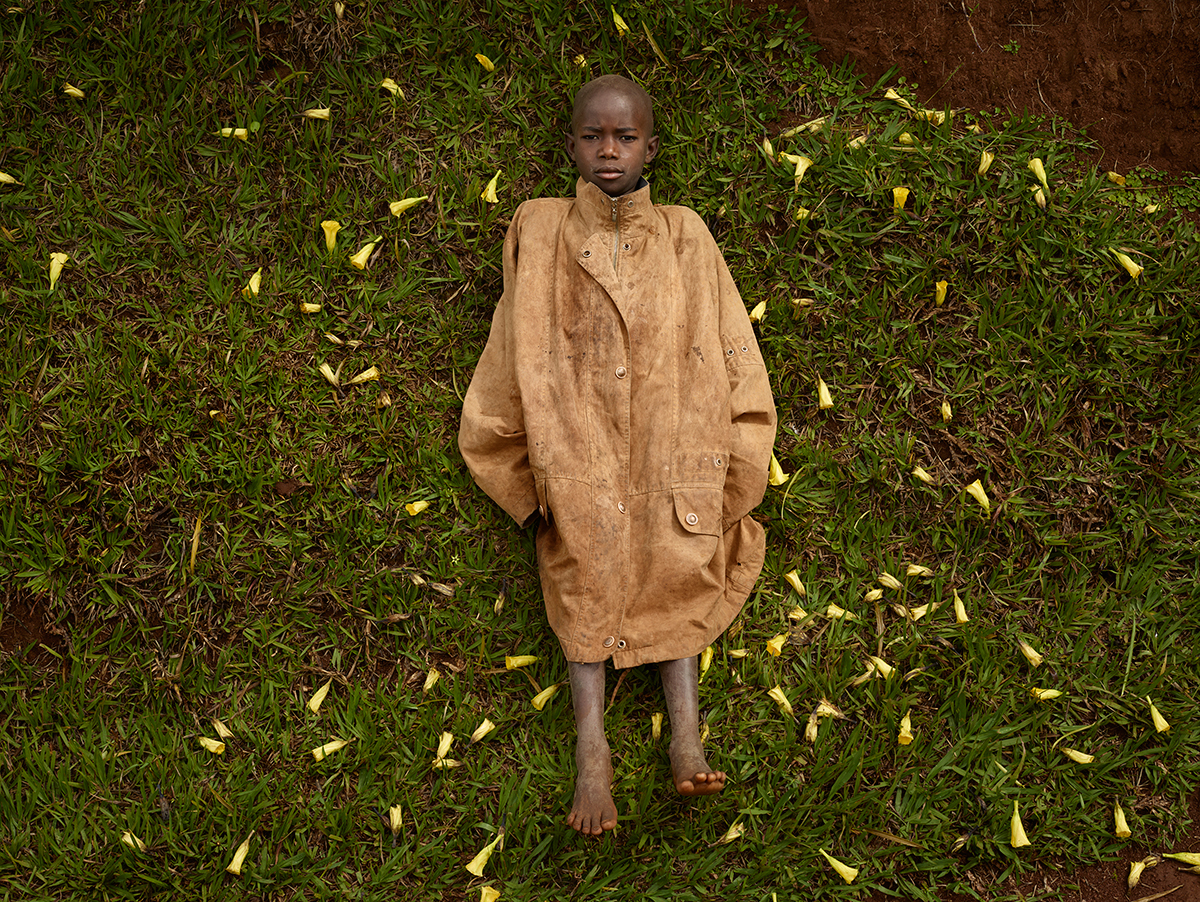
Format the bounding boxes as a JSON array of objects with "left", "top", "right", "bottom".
[
  {"left": 863, "top": 588, "right": 884, "bottom": 603},
  {"left": 1062, "top": 747, "right": 1095, "bottom": 764},
  {"left": 978, "top": 150, "right": 994, "bottom": 176},
  {"left": 699, "top": 645, "right": 713, "bottom": 676},
  {"left": 308, "top": 678, "right": 332, "bottom": 713},
  {"left": 906, "top": 564, "right": 933, "bottom": 578},
  {"left": 953, "top": 589, "right": 969, "bottom": 623},
  {"left": 435, "top": 731, "right": 454, "bottom": 761},
  {"left": 1148, "top": 697, "right": 1170, "bottom": 733},
  {"left": 405, "top": 500, "right": 430, "bottom": 516},
  {"left": 941, "top": 399, "right": 952, "bottom": 422},
  {"left": 48, "top": 252, "right": 69, "bottom": 290},
  {"left": 767, "top": 685, "right": 793, "bottom": 716},
  {"left": 470, "top": 719, "right": 496, "bottom": 743},
  {"left": 878, "top": 572, "right": 902, "bottom": 591},
  {"left": 1010, "top": 801, "right": 1031, "bottom": 848},
  {"left": 1114, "top": 250, "right": 1144, "bottom": 280},
  {"left": 480, "top": 887, "right": 501, "bottom": 902},
  {"left": 474, "top": 53, "right": 495, "bottom": 72},
  {"left": 651, "top": 711, "right": 663, "bottom": 740},
  {"left": 611, "top": 7, "right": 630, "bottom": 36},
  {"left": 349, "top": 242, "right": 376, "bottom": 270},
  {"left": 531, "top": 684, "right": 558, "bottom": 710},
  {"left": 1028, "top": 157, "right": 1050, "bottom": 193},
  {"left": 1018, "top": 640, "right": 1044, "bottom": 667},
  {"left": 965, "top": 479, "right": 991, "bottom": 514},
  {"left": 867, "top": 655, "right": 894, "bottom": 678},
  {"left": 423, "top": 668, "right": 440, "bottom": 692},
  {"left": 766, "top": 633, "right": 787, "bottom": 657},
  {"left": 390, "top": 195, "right": 428, "bottom": 216},
  {"left": 892, "top": 186, "right": 909, "bottom": 212},
  {"left": 1115, "top": 801, "right": 1132, "bottom": 839},
  {"left": 121, "top": 830, "right": 147, "bottom": 852},
  {"left": 380, "top": 78, "right": 404, "bottom": 98},
  {"left": 300, "top": 301, "right": 322, "bottom": 314},
  {"left": 348, "top": 365, "right": 380, "bottom": 385},
  {"left": 505, "top": 655, "right": 538, "bottom": 670},
  {"left": 768, "top": 453, "right": 788, "bottom": 486},
  {"left": 226, "top": 831, "right": 254, "bottom": 875},
  {"left": 213, "top": 718, "right": 234, "bottom": 739},
  {"left": 748, "top": 299, "right": 767, "bottom": 322},
  {"left": 465, "top": 832, "right": 502, "bottom": 877},
  {"left": 898, "top": 710, "right": 914, "bottom": 745},
  {"left": 63, "top": 82, "right": 85, "bottom": 99},
  {"left": 198, "top": 736, "right": 225, "bottom": 755},
  {"left": 819, "top": 848, "right": 859, "bottom": 884},
  {"left": 717, "top": 821, "right": 745, "bottom": 844},
  {"left": 1030, "top": 687, "right": 1062, "bottom": 701},
  {"left": 321, "top": 219, "right": 341, "bottom": 252},
  {"left": 389, "top": 804, "right": 403, "bottom": 835},
  {"left": 482, "top": 171, "right": 500, "bottom": 204},
  {"left": 241, "top": 267, "right": 262, "bottom": 299},
  {"left": 817, "top": 377, "right": 833, "bottom": 410},
  {"left": 312, "top": 739, "right": 349, "bottom": 761},
  {"left": 935, "top": 279, "right": 948, "bottom": 306},
  {"left": 0, "top": 171, "right": 21, "bottom": 185}
]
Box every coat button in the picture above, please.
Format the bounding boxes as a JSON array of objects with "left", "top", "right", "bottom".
[
  {"left": 618, "top": 502, "right": 626, "bottom": 513},
  {"left": 603, "top": 636, "right": 615, "bottom": 648},
  {"left": 686, "top": 513, "right": 698, "bottom": 526},
  {"left": 615, "top": 366, "right": 627, "bottom": 378}
]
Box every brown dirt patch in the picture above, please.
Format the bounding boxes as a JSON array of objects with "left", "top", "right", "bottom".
[
  {"left": 0, "top": 591, "right": 68, "bottom": 665},
  {"left": 795, "top": 0, "right": 1200, "bottom": 176}
]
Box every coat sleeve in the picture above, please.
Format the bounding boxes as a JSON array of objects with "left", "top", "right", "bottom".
[
  {"left": 715, "top": 245, "right": 778, "bottom": 529},
  {"left": 458, "top": 208, "right": 539, "bottom": 525}
]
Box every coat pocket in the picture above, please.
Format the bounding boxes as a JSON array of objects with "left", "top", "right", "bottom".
[{"left": 672, "top": 486, "right": 723, "bottom": 537}]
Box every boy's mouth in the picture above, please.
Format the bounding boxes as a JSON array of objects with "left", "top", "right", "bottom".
[{"left": 594, "top": 168, "right": 623, "bottom": 179}]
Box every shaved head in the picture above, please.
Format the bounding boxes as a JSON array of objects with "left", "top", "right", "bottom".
[{"left": 571, "top": 75, "right": 654, "bottom": 136}]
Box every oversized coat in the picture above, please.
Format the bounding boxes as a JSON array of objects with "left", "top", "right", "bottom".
[{"left": 459, "top": 178, "right": 777, "bottom": 668}]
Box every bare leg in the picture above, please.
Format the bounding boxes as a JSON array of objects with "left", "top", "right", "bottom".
[
  {"left": 659, "top": 656, "right": 726, "bottom": 796},
  {"left": 565, "top": 661, "right": 618, "bottom": 835}
]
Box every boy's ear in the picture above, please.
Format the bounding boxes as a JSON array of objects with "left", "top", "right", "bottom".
[
  {"left": 645, "top": 134, "right": 660, "bottom": 164},
  {"left": 564, "top": 131, "right": 577, "bottom": 163}
]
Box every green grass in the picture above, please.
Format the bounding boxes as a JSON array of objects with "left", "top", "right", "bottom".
[{"left": 2, "top": 1, "right": 1200, "bottom": 899}]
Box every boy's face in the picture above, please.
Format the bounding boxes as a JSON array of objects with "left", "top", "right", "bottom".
[{"left": 565, "top": 88, "right": 659, "bottom": 198}]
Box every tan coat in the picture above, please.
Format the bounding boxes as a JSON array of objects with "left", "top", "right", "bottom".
[{"left": 459, "top": 178, "right": 777, "bottom": 667}]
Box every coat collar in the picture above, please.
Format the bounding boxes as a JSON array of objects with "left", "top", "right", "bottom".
[{"left": 574, "top": 177, "right": 655, "bottom": 235}]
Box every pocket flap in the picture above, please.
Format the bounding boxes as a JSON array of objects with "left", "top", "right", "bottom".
[{"left": 672, "top": 486, "right": 722, "bottom": 536}]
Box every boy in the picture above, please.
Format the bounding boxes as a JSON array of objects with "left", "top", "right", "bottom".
[{"left": 459, "top": 75, "right": 776, "bottom": 835}]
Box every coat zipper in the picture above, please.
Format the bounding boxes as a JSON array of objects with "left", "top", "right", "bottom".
[{"left": 611, "top": 203, "right": 620, "bottom": 272}]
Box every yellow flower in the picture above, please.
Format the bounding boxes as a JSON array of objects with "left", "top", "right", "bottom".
[
  {"left": 63, "top": 82, "right": 85, "bottom": 99},
  {"left": 717, "top": 821, "right": 745, "bottom": 844},
  {"left": 848, "top": 135, "right": 867, "bottom": 149},
  {"left": 819, "top": 848, "right": 859, "bottom": 884},
  {"left": 301, "top": 301, "right": 322, "bottom": 314},
  {"left": 475, "top": 53, "right": 495, "bottom": 72},
  {"left": 892, "top": 186, "right": 909, "bottom": 213},
  {"left": 817, "top": 377, "right": 833, "bottom": 410},
  {"left": 792, "top": 154, "right": 813, "bottom": 190},
  {"left": 308, "top": 678, "right": 332, "bottom": 713},
  {"left": 897, "top": 132, "right": 916, "bottom": 146},
  {"left": 226, "top": 831, "right": 254, "bottom": 875},
  {"left": 505, "top": 655, "right": 538, "bottom": 670},
  {"left": 0, "top": 171, "right": 20, "bottom": 185},
  {"left": 213, "top": 718, "right": 234, "bottom": 739},
  {"left": 242, "top": 267, "right": 262, "bottom": 299},
  {"left": 728, "top": 648, "right": 748, "bottom": 658},
  {"left": 389, "top": 805, "right": 403, "bottom": 835},
  {"left": 349, "top": 242, "right": 376, "bottom": 270},
  {"left": 794, "top": 206, "right": 812, "bottom": 223},
  {"left": 1114, "top": 801, "right": 1132, "bottom": 839},
  {"left": 898, "top": 710, "right": 913, "bottom": 745},
  {"left": 1143, "top": 204, "right": 1160, "bottom": 214},
  {"left": 1028, "top": 157, "right": 1050, "bottom": 193},
  {"left": 121, "top": 831, "right": 147, "bottom": 852},
  {"left": 379, "top": 78, "right": 404, "bottom": 98},
  {"left": 482, "top": 171, "right": 500, "bottom": 204},
  {"left": 867, "top": 655, "right": 894, "bottom": 678},
  {"left": 978, "top": 150, "right": 994, "bottom": 176},
  {"left": 318, "top": 362, "right": 339, "bottom": 387},
  {"left": 1114, "top": 250, "right": 1143, "bottom": 280},
  {"left": 303, "top": 108, "right": 331, "bottom": 120},
  {"left": 965, "top": 479, "right": 991, "bottom": 514},
  {"left": 320, "top": 220, "right": 341, "bottom": 252},
  {"left": 768, "top": 453, "right": 788, "bottom": 486},
  {"left": 912, "top": 466, "right": 934, "bottom": 484},
  {"left": 1062, "top": 747, "right": 1094, "bottom": 764},
  {"left": 884, "top": 87, "right": 917, "bottom": 113},
  {"left": 766, "top": 633, "right": 787, "bottom": 657},
  {"left": 1010, "top": 801, "right": 1030, "bottom": 848},
  {"left": 423, "top": 668, "right": 440, "bottom": 692},
  {"left": 434, "top": 731, "right": 454, "bottom": 762},
  {"left": 1147, "top": 697, "right": 1170, "bottom": 733},
  {"left": 48, "top": 252, "right": 69, "bottom": 290},
  {"left": 480, "top": 887, "right": 501, "bottom": 902},
  {"left": 954, "top": 589, "right": 969, "bottom": 623},
  {"left": 220, "top": 127, "right": 249, "bottom": 140},
  {"left": 941, "top": 399, "right": 952, "bottom": 422},
  {"left": 465, "top": 831, "right": 503, "bottom": 877},
  {"left": 198, "top": 736, "right": 226, "bottom": 755},
  {"left": 804, "top": 711, "right": 820, "bottom": 741},
  {"left": 612, "top": 7, "right": 629, "bottom": 35},
  {"left": 1107, "top": 170, "right": 1127, "bottom": 187},
  {"left": 878, "top": 572, "right": 902, "bottom": 591},
  {"left": 389, "top": 195, "right": 428, "bottom": 216},
  {"left": 761, "top": 136, "right": 774, "bottom": 160},
  {"left": 784, "top": 571, "right": 805, "bottom": 597},
  {"left": 574, "top": 54, "right": 587, "bottom": 67},
  {"left": 906, "top": 564, "right": 933, "bottom": 578},
  {"left": 935, "top": 279, "right": 947, "bottom": 306},
  {"left": 825, "top": 603, "right": 858, "bottom": 621},
  {"left": 1031, "top": 687, "right": 1062, "bottom": 701},
  {"left": 748, "top": 300, "right": 767, "bottom": 322},
  {"left": 1128, "top": 856, "right": 1160, "bottom": 889},
  {"left": 650, "top": 712, "right": 663, "bottom": 740},
  {"left": 863, "top": 588, "right": 883, "bottom": 602},
  {"left": 767, "top": 685, "right": 793, "bottom": 716},
  {"left": 312, "top": 739, "right": 349, "bottom": 760},
  {"left": 1164, "top": 852, "right": 1200, "bottom": 866},
  {"left": 348, "top": 365, "right": 379, "bottom": 385},
  {"left": 699, "top": 645, "right": 713, "bottom": 676},
  {"left": 531, "top": 684, "right": 558, "bottom": 710},
  {"left": 470, "top": 719, "right": 497, "bottom": 743},
  {"left": 1017, "top": 640, "right": 1043, "bottom": 667},
  {"left": 405, "top": 500, "right": 429, "bottom": 516},
  {"left": 1033, "top": 187, "right": 1047, "bottom": 209}
]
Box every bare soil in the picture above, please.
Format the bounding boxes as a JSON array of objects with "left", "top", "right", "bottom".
[{"left": 795, "top": 0, "right": 1200, "bottom": 176}]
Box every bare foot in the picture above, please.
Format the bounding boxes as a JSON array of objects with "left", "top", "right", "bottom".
[
  {"left": 669, "top": 737, "right": 726, "bottom": 796},
  {"left": 567, "top": 737, "right": 618, "bottom": 835}
]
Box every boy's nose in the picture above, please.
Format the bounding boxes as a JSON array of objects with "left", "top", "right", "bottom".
[{"left": 599, "top": 138, "right": 619, "bottom": 157}]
